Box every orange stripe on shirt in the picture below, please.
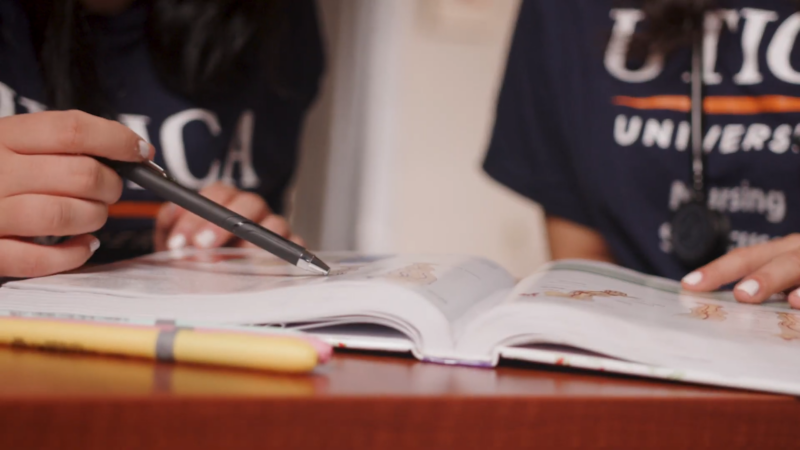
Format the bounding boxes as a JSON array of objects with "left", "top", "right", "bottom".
[
  {"left": 612, "top": 95, "right": 800, "bottom": 115},
  {"left": 108, "top": 201, "right": 164, "bottom": 219}
]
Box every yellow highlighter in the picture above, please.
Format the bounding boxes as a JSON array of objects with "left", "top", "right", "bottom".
[{"left": 0, "top": 317, "right": 320, "bottom": 374}]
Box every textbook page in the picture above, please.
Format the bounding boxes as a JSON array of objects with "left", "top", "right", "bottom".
[
  {"left": 457, "top": 260, "right": 800, "bottom": 393},
  {"left": 0, "top": 249, "right": 516, "bottom": 357}
]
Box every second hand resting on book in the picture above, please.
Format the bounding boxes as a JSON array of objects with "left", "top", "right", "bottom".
[
  {"left": 545, "top": 216, "right": 800, "bottom": 312},
  {"left": 106, "top": 159, "right": 329, "bottom": 275},
  {"left": 154, "top": 181, "right": 305, "bottom": 253}
]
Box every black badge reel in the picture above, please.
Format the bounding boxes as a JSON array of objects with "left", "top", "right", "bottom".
[
  {"left": 671, "top": 201, "right": 730, "bottom": 269},
  {"left": 670, "top": 28, "right": 730, "bottom": 270}
]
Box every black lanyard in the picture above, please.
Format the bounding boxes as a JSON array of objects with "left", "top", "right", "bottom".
[
  {"left": 690, "top": 30, "right": 706, "bottom": 199},
  {"left": 669, "top": 30, "right": 730, "bottom": 270}
]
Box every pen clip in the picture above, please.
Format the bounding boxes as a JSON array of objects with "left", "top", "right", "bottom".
[
  {"left": 145, "top": 160, "right": 174, "bottom": 181},
  {"left": 146, "top": 160, "right": 168, "bottom": 176}
]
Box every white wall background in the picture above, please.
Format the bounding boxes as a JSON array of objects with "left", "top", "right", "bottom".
[{"left": 290, "top": 0, "right": 549, "bottom": 278}]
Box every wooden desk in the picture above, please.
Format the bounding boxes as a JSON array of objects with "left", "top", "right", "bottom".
[{"left": 1, "top": 347, "right": 798, "bottom": 449}]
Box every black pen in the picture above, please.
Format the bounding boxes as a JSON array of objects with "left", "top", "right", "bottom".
[{"left": 98, "top": 158, "right": 330, "bottom": 276}]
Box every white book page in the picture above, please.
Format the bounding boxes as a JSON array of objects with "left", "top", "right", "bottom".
[
  {"left": 457, "top": 260, "right": 800, "bottom": 386},
  {"left": 1, "top": 249, "right": 515, "bottom": 357},
  {"left": 3, "top": 249, "right": 514, "bottom": 321},
  {"left": 4, "top": 249, "right": 348, "bottom": 296}
]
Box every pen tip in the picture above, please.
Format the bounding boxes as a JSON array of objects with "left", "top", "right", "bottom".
[
  {"left": 310, "top": 256, "right": 331, "bottom": 276},
  {"left": 298, "top": 254, "right": 330, "bottom": 276}
]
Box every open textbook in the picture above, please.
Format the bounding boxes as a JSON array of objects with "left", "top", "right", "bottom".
[{"left": 2, "top": 248, "right": 800, "bottom": 396}]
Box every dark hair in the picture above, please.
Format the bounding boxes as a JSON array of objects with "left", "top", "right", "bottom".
[
  {"left": 621, "top": 0, "right": 800, "bottom": 58},
  {"left": 20, "top": 0, "right": 285, "bottom": 117}
]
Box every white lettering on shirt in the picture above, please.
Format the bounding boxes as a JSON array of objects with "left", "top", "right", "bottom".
[
  {"left": 160, "top": 108, "right": 222, "bottom": 190},
  {"left": 668, "top": 180, "right": 693, "bottom": 211},
  {"left": 767, "top": 12, "right": 800, "bottom": 84},
  {"left": 605, "top": 9, "right": 665, "bottom": 83},
  {"left": 642, "top": 118, "right": 674, "bottom": 149},
  {"left": 0, "top": 81, "right": 15, "bottom": 118},
  {"left": 614, "top": 114, "right": 643, "bottom": 146},
  {"left": 0, "top": 84, "right": 264, "bottom": 194},
  {"left": 703, "top": 10, "right": 740, "bottom": 85},
  {"left": 605, "top": 8, "right": 800, "bottom": 85},
  {"left": 614, "top": 114, "right": 800, "bottom": 155},
  {"left": 674, "top": 121, "right": 691, "bottom": 151},
  {"left": 734, "top": 8, "right": 779, "bottom": 85},
  {"left": 18, "top": 96, "right": 45, "bottom": 113},
  {"left": 741, "top": 123, "right": 771, "bottom": 151},
  {"left": 719, "top": 124, "right": 746, "bottom": 154},
  {"left": 669, "top": 179, "right": 787, "bottom": 223},
  {"left": 703, "top": 125, "right": 722, "bottom": 152},
  {"left": 220, "top": 110, "right": 260, "bottom": 189},
  {"left": 769, "top": 124, "right": 793, "bottom": 154},
  {"left": 659, "top": 221, "right": 774, "bottom": 254}
]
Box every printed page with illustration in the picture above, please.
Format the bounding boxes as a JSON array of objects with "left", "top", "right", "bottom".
[{"left": 456, "top": 260, "right": 800, "bottom": 394}]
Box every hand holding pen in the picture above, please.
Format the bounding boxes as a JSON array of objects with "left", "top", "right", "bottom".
[
  {"left": 0, "top": 110, "right": 329, "bottom": 278},
  {"left": 0, "top": 111, "right": 154, "bottom": 278}
]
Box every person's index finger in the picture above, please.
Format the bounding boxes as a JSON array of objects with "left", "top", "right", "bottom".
[
  {"left": 0, "top": 110, "right": 153, "bottom": 161},
  {"left": 682, "top": 248, "right": 764, "bottom": 292},
  {"left": 682, "top": 237, "right": 800, "bottom": 291}
]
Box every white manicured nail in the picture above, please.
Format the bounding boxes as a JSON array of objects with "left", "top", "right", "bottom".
[
  {"left": 682, "top": 271, "right": 703, "bottom": 286},
  {"left": 89, "top": 237, "right": 101, "bottom": 253},
  {"left": 167, "top": 234, "right": 186, "bottom": 250},
  {"left": 736, "top": 279, "right": 760, "bottom": 297},
  {"left": 194, "top": 229, "right": 216, "bottom": 249},
  {"left": 138, "top": 140, "right": 151, "bottom": 159}
]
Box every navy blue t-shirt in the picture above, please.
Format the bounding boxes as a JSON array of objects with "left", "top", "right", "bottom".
[
  {"left": 0, "top": 0, "right": 323, "bottom": 261},
  {"left": 484, "top": 0, "right": 800, "bottom": 279}
]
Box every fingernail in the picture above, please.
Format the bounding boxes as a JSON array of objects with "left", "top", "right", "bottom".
[
  {"left": 682, "top": 271, "right": 703, "bottom": 286},
  {"left": 89, "top": 237, "right": 101, "bottom": 253},
  {"left": 167, "top": 234, "right": 186, "bottom": 250},
  {"left": 736, "top": 279, "right": 760, "bottom": 297},
  {"left": 194, "top": 229, "right": 216, "bottom": 249},
  {"left": 138, "top": 140, "right": 151, "bottom": 159}
]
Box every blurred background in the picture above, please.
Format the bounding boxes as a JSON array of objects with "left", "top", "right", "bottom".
[{"left": 288, "top": 0, "right": 548, "bottom": 278}]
